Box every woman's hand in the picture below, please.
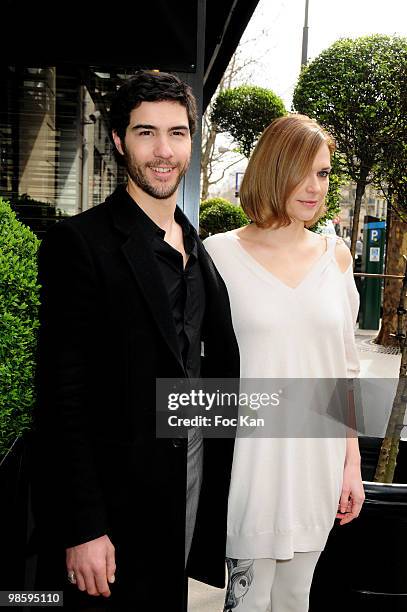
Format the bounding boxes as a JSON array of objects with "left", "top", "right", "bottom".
[{"left": 336, "top": 463, "right": 365, "bottom": 525}]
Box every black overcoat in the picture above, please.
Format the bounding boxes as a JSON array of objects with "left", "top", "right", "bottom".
[{"left": 31, "top": 186, "right": 240, "bottom": 610}]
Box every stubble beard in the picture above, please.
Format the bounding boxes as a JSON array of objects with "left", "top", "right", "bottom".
[{"left": 124, "top": 150, "right": 190, "bottom": 200}]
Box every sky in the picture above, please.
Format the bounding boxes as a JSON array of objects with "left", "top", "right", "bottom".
[{"left": 209, "top": 0, "right": 407, "bottom": 198}]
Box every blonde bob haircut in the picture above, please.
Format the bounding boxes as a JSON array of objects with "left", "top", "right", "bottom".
[{"left": 240, "top": 114, "right": 335, "bottom": 228}]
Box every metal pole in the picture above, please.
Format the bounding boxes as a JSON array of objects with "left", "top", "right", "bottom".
[
  {"left": 301, "top": 0, "right": 310, "bottom": 66},
  {"left": 353, "top": 272, "right": 404, "bottom": 280}
]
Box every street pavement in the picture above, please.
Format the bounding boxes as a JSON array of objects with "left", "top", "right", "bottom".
[{"left": 188, "top": 329, "right": 402, "bottom": 611}]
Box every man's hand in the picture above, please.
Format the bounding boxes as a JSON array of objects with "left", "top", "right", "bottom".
[{"left": 66, "top": 535, "right": 116, "bottom": 597}]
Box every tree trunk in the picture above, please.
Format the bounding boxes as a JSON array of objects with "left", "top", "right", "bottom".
[
  {"left": 201, "top": 163, "right": 210, "bottom": 202},
  {"left": 350, "top": 168, "right": 369, "bottom": 260},
  {"left": 373, "top": 376, "right": 406, "bottom": 482},
  {"left": 376, "top": 204, "right": 407, "bottom": 346},
  {"left": 383, "top": 192, "right": 392, "bottom": 277},
  {"left": 200, "top": 115, "right": 218, "bottom": 201},
  {"left": 374, "top": 261, "right": 407, "bottom": 483}
]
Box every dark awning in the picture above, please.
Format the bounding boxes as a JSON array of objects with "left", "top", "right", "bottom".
[
  {"left": 3, "top": 0, "right": 260, "bottom": 111},
  {"left": 203, "top": 0, "right": 261, "bottom": 110}
]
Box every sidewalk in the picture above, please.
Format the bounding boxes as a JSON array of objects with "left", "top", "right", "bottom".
[
  {"left": 188, "top": 579, "right": 225, "bottom": 612},
  {"left": 188, "top": 329, "right": 402, "bottom": 611},
  {"left": 356, "top": 328, "right": 401, "bottom": 378}
]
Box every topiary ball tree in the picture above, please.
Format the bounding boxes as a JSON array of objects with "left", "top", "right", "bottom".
[
  {"left": 293, "top": 34, "right": 407, "bottom": 257},
  {"left": 199, "top": 198, "right": 249, "bottom": 238},
  {"left": 211, "top": 85, "right": 286, "bottom": 158},
  {"left": 0, "top": 197, "right": 40, "bottom": 460}
]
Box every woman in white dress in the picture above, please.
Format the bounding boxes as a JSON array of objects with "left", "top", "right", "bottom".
[{"left": 204, "top": 115, "right": 365, "bottom": 612}]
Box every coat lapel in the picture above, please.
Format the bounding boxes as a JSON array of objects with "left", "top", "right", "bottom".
[
  {"left": 107, "top": 188, "right": 184, "bottom": 371},
  {"left": 195, "top": 236, "right": 222, "bottom": 336}
]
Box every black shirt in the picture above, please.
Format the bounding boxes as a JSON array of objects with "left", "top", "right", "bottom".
[{"left": 124, "top": 191, "right": 205, "bottom": 378}]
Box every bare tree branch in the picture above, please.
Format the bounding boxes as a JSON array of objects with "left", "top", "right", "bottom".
[
  {"left": 201, "top": 40, "right": 259, "bottom": 200},
  {"left": 208, "top": 156, "right": 245, "bottom": 187}
]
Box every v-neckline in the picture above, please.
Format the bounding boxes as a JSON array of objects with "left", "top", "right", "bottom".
[{"left": 228, "top": 232, "right": 331, "bottom": 291}]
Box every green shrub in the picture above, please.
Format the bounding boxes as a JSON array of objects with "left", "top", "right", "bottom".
[
  {"left": 199, "top": 198, "right": 249, "bottom": 238},
  {"left": 309, "top": 153, "right": 346, "bottom": 233},
  {"left": 199, "top": 197, "right": 231, "bottom": 213},
  {"left": 0, "top": 197, "right": 40, "bottom": 460}
]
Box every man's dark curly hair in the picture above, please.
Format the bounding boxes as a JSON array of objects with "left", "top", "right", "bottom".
[{"left": 109, "top": 70, "right": 198, "bottom": 143}]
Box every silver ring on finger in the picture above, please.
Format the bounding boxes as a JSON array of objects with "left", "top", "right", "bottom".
[{"left": 67, "top": 570, "right": 77, "bottom": 584}]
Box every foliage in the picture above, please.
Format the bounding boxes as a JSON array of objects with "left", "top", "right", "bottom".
[
  {"left": 13, "top": 193, "right": 55, "bottom": 209},
  {"left": 199, "top": 198, "right": 249, "bottom": 238},
  {"left": 199, "top": 198, "right": 226, "bottom": 214},
  {"left": 0, "top": 197, "right": 40, "bottom": 460},
  {"left": 375, "top": 141, "right": 407, "bottom": 223},
  {"left": 211, "top": 85, "right": 286, "bottom": 158},
  {"left": 293, "top": 35, "right": 406, "bottom": 182},
  {"left": 293, "top": 34, "right": 407, "bottom": 255},
  {"left": 310, "top": 153, "right": 347, "bottom": 232}
]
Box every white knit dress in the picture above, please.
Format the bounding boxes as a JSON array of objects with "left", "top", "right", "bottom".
[{"left": 204, "top": 231, "right": 360, "bottom": 560}]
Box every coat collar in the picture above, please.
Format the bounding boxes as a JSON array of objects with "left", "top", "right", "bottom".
[
  {"left": 107, "top": 185, "right": 186, "bottom": 371},
  {"left": 107, "top": 184, "right": 193, "bottom": 240},
  {"left": 106, "top": 185, "right": 222, "bottom": 367}
]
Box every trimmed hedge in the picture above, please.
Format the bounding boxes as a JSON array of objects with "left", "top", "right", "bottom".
[
  {"left": 199, "top": 198, "right": 249, "bottom": 237},
  {"left": 0, "top": 197, "right": 40, "bottom": 460}
]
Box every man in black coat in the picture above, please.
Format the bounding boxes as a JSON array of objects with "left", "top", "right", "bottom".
[{"left": 32, "top": 71, "right": 239, "bottom": 610}]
